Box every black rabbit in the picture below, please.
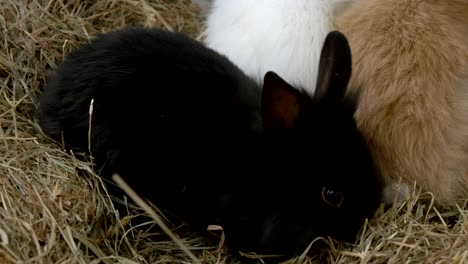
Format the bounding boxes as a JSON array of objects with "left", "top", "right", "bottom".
[{"left": 37, "top": 26, "right": 382, "bottom": 257}]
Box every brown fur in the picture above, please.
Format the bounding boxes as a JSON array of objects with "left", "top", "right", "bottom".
[{"left": 336, "top": 0, "right": 468, "bottom": 205}]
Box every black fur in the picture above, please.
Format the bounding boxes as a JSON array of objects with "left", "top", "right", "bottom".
[{"left": 37, "top": 27, "right": 382, "bottom": 257}]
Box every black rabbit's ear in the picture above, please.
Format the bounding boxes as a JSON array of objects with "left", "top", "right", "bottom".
[
  {"left": 261, "top": 71, "right": 301, "bottom": 129},
  {"left": 314, "top": 31, "right": 352, "bottom": 101}
]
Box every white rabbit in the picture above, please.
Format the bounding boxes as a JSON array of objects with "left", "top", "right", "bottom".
[{"left": 203, "top": 0, "right": 354, "bottom": 95}]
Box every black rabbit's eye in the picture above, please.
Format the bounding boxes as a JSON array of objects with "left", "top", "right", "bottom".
[{"left": 321, "top": 186, "right": 344, "bottom": 208}]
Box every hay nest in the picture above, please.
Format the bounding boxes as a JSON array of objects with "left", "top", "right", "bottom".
[{"left": 0, "top": 0, "right": 466, "bottom": 263}]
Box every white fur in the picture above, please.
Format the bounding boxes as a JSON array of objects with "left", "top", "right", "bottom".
[
  {"left": 382, "top": 180, "right": 411, "bottom": 205},
  {"left": 204, "top": 0, "right": 353, "bottom": 95}
]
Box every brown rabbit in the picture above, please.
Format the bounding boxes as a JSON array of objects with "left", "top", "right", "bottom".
[{"left": 336, "top": 0, "right": 468, "bottom": 205}]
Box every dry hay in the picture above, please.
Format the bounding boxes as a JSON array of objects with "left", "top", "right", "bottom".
[{"left": 0, "top": 0, "right": 466, "bottom": 263}]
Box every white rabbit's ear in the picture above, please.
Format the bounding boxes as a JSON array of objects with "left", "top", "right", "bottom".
[
  {"left": 314, "top": 31, "right": 352, "bottom": 102},
  {"left": 261, "top": 71, "right": 301, "bottom": 129}
]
